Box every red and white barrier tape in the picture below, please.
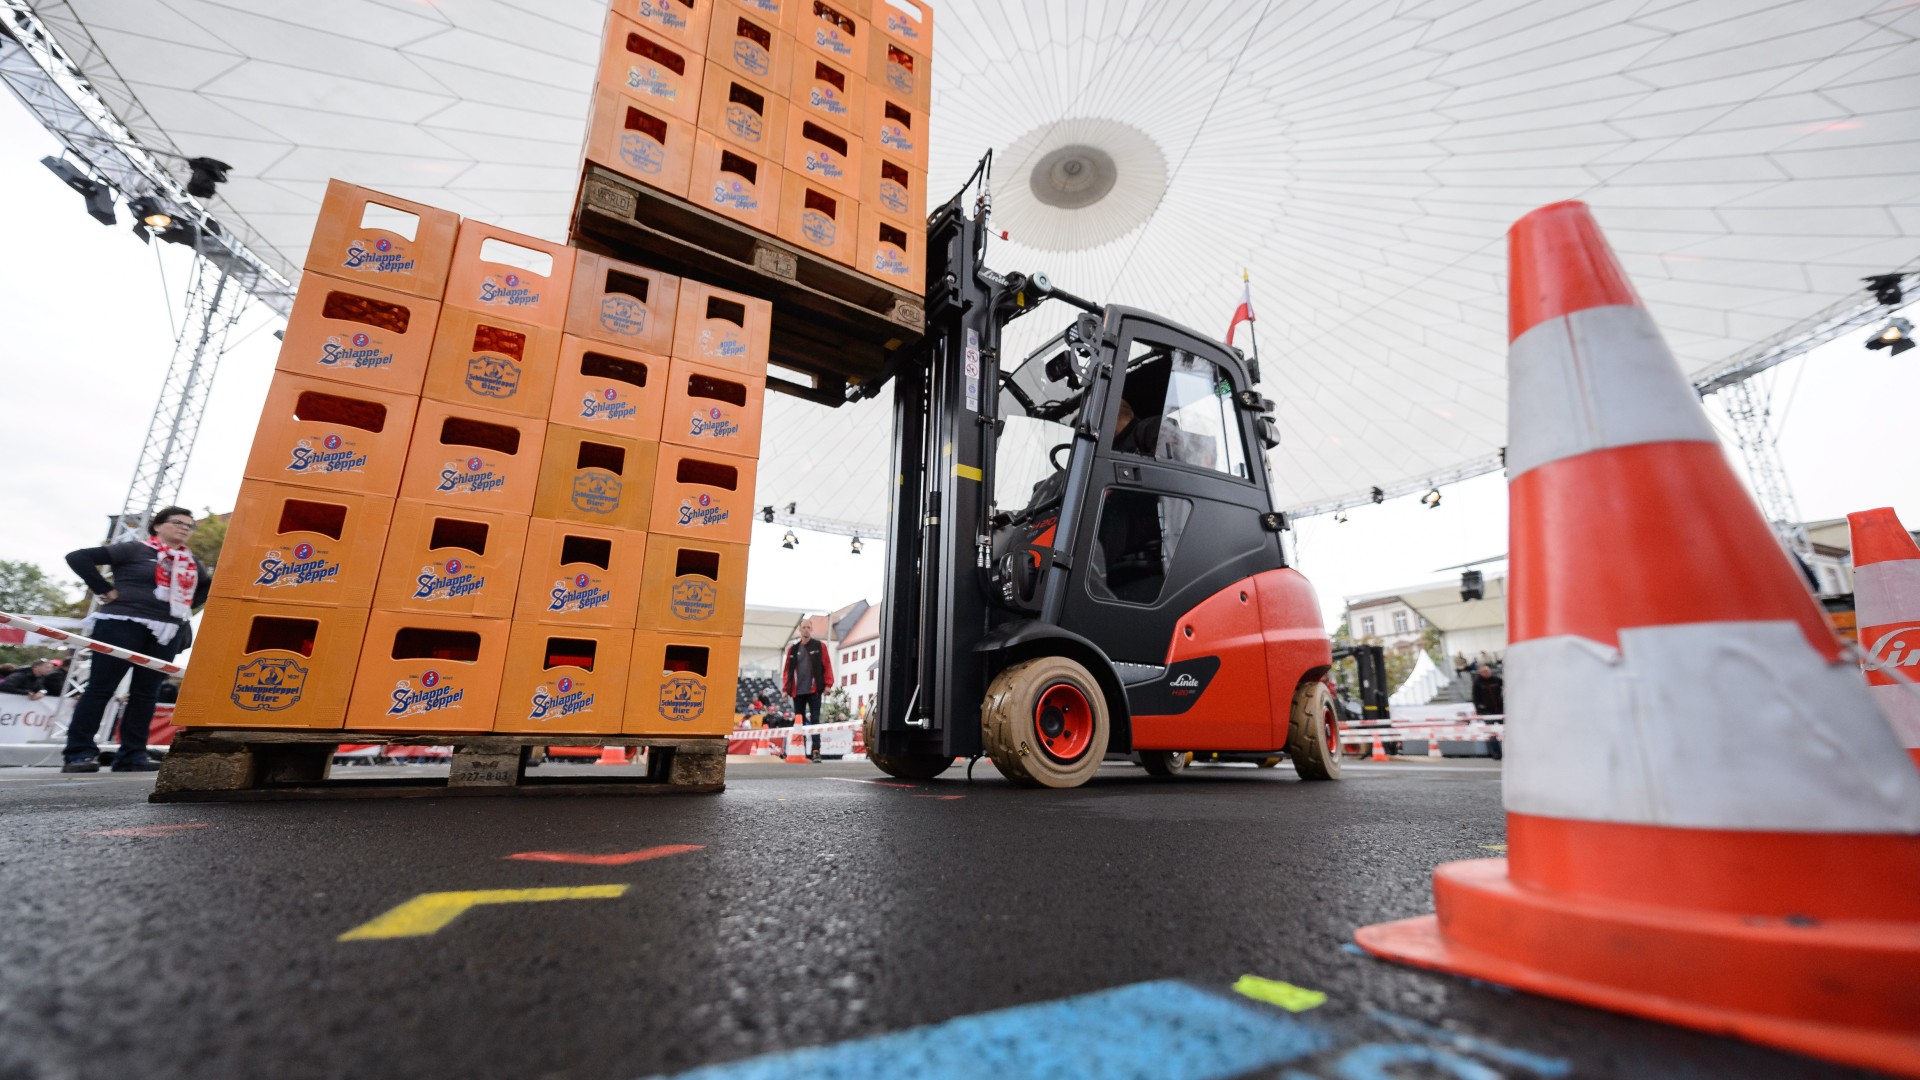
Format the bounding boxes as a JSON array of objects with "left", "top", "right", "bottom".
[
  {"left": 0, "top": 610, "right": 183, "bottom": 676},
  {"left": 726, "top": 721, "right": 861, "bottom": 743}
]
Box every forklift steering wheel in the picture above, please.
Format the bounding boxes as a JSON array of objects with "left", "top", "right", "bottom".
[{"left": 1049, "top": 443, "right": 1072, "bottom": 471}]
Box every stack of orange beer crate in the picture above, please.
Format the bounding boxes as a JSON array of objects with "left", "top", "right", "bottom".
[
  {"left": 585, "top": 0, "right": 932, "bottom": 292},
  {"left": 177, "top": 176, "right": 776, "bottom": 743}
]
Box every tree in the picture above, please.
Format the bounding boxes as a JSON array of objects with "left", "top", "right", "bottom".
[
  {"left": 823, "top": 687, "right": 852, "bottom": 724},
  {"left": 0, "top": 560, "right": 83, "bottom": 666},
  {"left": 188, "top": 508, "right": 228, "bottom": 570}
]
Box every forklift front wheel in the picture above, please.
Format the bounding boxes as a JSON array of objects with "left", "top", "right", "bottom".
[
  {"left": 983, "top": 656, "right": 1111, "bottom": 788},
  {"left": 862, "top": 709, "right": 955, "bottom": 780},
  {"left": 1285, "top": 680, "right": 1344, "bottom": 781}
]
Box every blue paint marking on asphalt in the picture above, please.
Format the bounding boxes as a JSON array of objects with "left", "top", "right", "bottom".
[
  {"left": 655, "top": 980, "right": 1335, "bottom": 1080},
  {"left": 1365, "top": 1010, "right": 1571, "bottom": 1076}
]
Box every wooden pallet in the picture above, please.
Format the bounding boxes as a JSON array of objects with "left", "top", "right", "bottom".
[
  {"left": 149, "top": 730, "right": 726, "bottom": 802},
  {"left": 571, "top": 165, "right": 924, "bottom": 407}
]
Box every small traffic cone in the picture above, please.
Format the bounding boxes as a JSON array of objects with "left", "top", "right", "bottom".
[
  {"left": 1849, "top": 506, "right": 1920, "bottom": 768},
  {"left": 595, "top": 745, "right": 628, "bottom": 766},
  {"left": 784, "top": 731, "right": 810, "bottom": 764},
  {"left": 1368, "top": 734, "right": 1388, "bottom": 762},
  {"left": 1428, "top": 734, "right": 1443, "bottom": 759},
  {"left": 1354, "top": 200, "right": 1920, "bottom": 1078}
]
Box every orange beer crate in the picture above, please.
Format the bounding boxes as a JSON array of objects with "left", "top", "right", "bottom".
[
  {"left": 211, "top": 481, "right": 393, "bottom": 609},
  {"left": 636, "top": 534, "right": 749, "bottom": 637},
  {"left": 443, "top": 220, "right": 575, "bottom": 330},
  {"left": 583, "top": 85, "right": 698, "bottom": 199},
  {"left": 686, "top": 131, "right": 783, "bottom": 232},
  {"left": 494, "top": 624, "right": 635, "bottom": 735},
  {"left": 371, "top": 499, "right": 529, "bottom": 619},
  {"left": 873, "top": 0, "right": 932, "bottom": 58},
  {"left": 660, "top": 355, "right": 766, "bottom": 456},
  {"left": 275, "top": 273, "right": 439, "bottom": 396},
  {"left": 346, "top": 611, "right": 511, "bottom": 733},
  {"left": 175, "top": 600, "right": 369, "bottom": 729},
  {"left": 626, "top": 628, "right": 742, "bottom": 736},
  {"left": 865, "top": 92, "right": 926, "bottom": 169},
  {"left": 399, "top": 401, "right": 546, "bottom": 516},
  {"left": 244, "top": 374, "right": 417, "bottom": 498},
  {"left": 788, "top": 54, "right": 865, "bottom": 135},
  {"left": 672, "top": 280, "right": 771, "bottom": 375},
  {"left": 422, "top": 308, "right": 561, "bottom": 419},
  {"left": 551, "top": 335, "right": 670, "bottom": 442},
  {"left": 513, "top": 519, "right": 647, "bottom": 628},
  {"left": 566, "top": 249, "right": 681, "bottom": 355},
  {"left": 649, "top": 444, "right": 758, "bottom": 545},
  {"left": 861, "top": 154, "right": 925, "bottom": 226},
  {"left": 304, "top": 179, "right": 459, "bottom": 301},
  {"left": 734, "top": 0, "right": 787, "bottom": 19},
  {"left": 786, "top": 0, "right": 866, "bottom": 66},
  {"left": 783, "top": 114, "right": 862, "bottom": 199},
  {"left": 599, "top": 12, "right": 704, "bottom": 123},
  {"left": 531, "top": 426, "right": 660, "bottom": 532},
  {"left": 856, "top": 204, "right": 924, "bottom": 289},
  {"left": 707, "top": 0, "right": 791, "bottom": 94},
  {"left": 610, "top": 0, "right": 713, "bottom": 54},
  {"left": 778, "top": 173, "right": 858, "bottom": 265},
  {"left": 696, "top": 61, "right": 789, "bottom": 161},
  {"left": 870, "top": 35, "right": 928, "bottom": 111}
]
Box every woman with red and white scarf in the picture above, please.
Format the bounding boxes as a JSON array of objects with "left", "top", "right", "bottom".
[{"left": 61, "top": 506, "right": 211, "bottom": 773}]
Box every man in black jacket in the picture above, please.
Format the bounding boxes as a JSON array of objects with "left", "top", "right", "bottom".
[{"left": 0, "top": 660, "right": 58, "bottom": 699}]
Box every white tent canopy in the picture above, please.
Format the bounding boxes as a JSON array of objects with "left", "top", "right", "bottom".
[
  {"left": 28, "top": 0, "right": 1920, "bottom": 531},
  {"left": 1389, "top": 647, "right": 1450, "bottom": 707}
]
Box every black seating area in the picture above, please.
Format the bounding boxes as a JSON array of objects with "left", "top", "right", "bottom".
[{"left": 736, "top": 674, "right": 790, "bottom": 717}]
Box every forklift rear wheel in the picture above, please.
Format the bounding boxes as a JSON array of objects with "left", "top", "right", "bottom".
[
  {"left": 1286, "top": 680, "right": 1343, "bottom": 781},
  {"left": 1139, "top": 750, "right": 1191, "bottom": 777},
  {"left": 862, "top": 709, "right": 954, "bottom": 780},
  {"left": 983, "top": 656, "right": 1110, "bottom": 788}
]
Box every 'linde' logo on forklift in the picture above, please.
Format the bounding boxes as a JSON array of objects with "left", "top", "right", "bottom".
[{"left": 1170, "top": 673, "right": 1201, "bottom": 692}]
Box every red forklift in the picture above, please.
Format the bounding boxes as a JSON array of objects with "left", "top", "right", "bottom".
[{"left": 858, "top": 160, "right": 1342, "bottom": 788}]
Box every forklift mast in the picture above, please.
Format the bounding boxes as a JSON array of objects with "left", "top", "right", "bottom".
[{"left": 873, "top": 192, "right": 1037, "bottom": 762}]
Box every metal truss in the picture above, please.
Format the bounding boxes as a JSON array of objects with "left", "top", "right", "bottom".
[
  {"left": 0, "top": 0, "right": 293, "bottom": 315},
  {"left": 1716, "top": 379, "right": 1810, "bottom": 557},
  {"left": 112, "top": 254, "right": 249, "bottom": 540}
]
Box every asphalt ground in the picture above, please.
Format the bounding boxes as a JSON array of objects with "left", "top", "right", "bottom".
[{"left": 0, "top": 756, "right": 1883, "bottom": 1080}]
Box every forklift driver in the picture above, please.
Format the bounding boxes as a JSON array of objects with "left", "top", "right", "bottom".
[{"left": 1112, "top": 397, "right": 1185, "bottom": 461}]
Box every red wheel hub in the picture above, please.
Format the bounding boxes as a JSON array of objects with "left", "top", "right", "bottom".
[
  {"left": 1033, "top": 682, "right": 1094, "bottom": 763},
  {"left": 1323, "top": 699, "right": 1341, "bottom": 759}
]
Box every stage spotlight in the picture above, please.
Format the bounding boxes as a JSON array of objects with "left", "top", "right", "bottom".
[
  {"left": 781, "top": 530, "right": 798, "bottom": 549},
  {"left": 1370, "top": 486, "right": 1384, "bottom": 505},
  {"left": 1868, "top": 316, "right": 1914, "bottom": 356},
  {"left": 1461, "top": 569, "right": 1484, "bottom": 601},
  {"left": 850, "top": 535, "right": 863, "bottom": 555},
  {"left": 761, "top": 505, "right": 775, "bottom": 523},
  {"left": 185, "top": 157, "right": 231, "bottom": 199},
  {"left": 1333, "top": 511, "right": 1348, "bottom": 524},
  {"left": 783, "top": 502, "right": 797, "bottom": 514},
  {"left": 129, "top": 195, "right": 173, "bottom": 231},
  {"left": 41, "top": 157, "right": 116, "bottom": 226},
  {"left": 1421, "top": 488, "right": 1442, "bottom": 509},
  {"left": 1865, "top": 274, "right": 1905, "bottom": 307}
]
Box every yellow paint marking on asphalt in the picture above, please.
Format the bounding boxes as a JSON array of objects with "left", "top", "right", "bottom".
[
  {"left": 1232, "top": 975, "right": 1327, "bottom": 1013},
  {"left": 338, "top": 885, "right": 629, "bottom": 941},
  {"left": 1481, "top": 843, "right": 1508, "bottom": 853}
]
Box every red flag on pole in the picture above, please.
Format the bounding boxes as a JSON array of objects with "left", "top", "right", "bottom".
[{"left": 1227, "top": 267, "right": 1255, "bottom": 346}]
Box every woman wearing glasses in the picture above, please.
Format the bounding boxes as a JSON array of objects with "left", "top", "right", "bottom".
[{"left": 60, "top": 507, "right": 212, "bottom": 773}]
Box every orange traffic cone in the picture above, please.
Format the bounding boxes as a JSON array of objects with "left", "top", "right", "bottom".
[
  {"left": 784, "top": 731, "right": 810, "bottom": 764},
  {"left": 1427, "top": 733, "right": 1442, "bottom": 759},
  {"left": 1368, "top": 734, "right": 1388, "bottom": 762},
  {"left": 1850, "top": 506, "right": 1920, "bottom": 768},
  {"left": 1354, "top": 200, "right": 1920, "bottom": 1077},
  {"left": 595, "top": 745, "right": 628, "bottom": 766}
]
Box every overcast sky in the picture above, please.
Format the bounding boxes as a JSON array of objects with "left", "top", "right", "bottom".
[{"left": 2, "top": 92, "right": 1915, "bottom": 632}]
